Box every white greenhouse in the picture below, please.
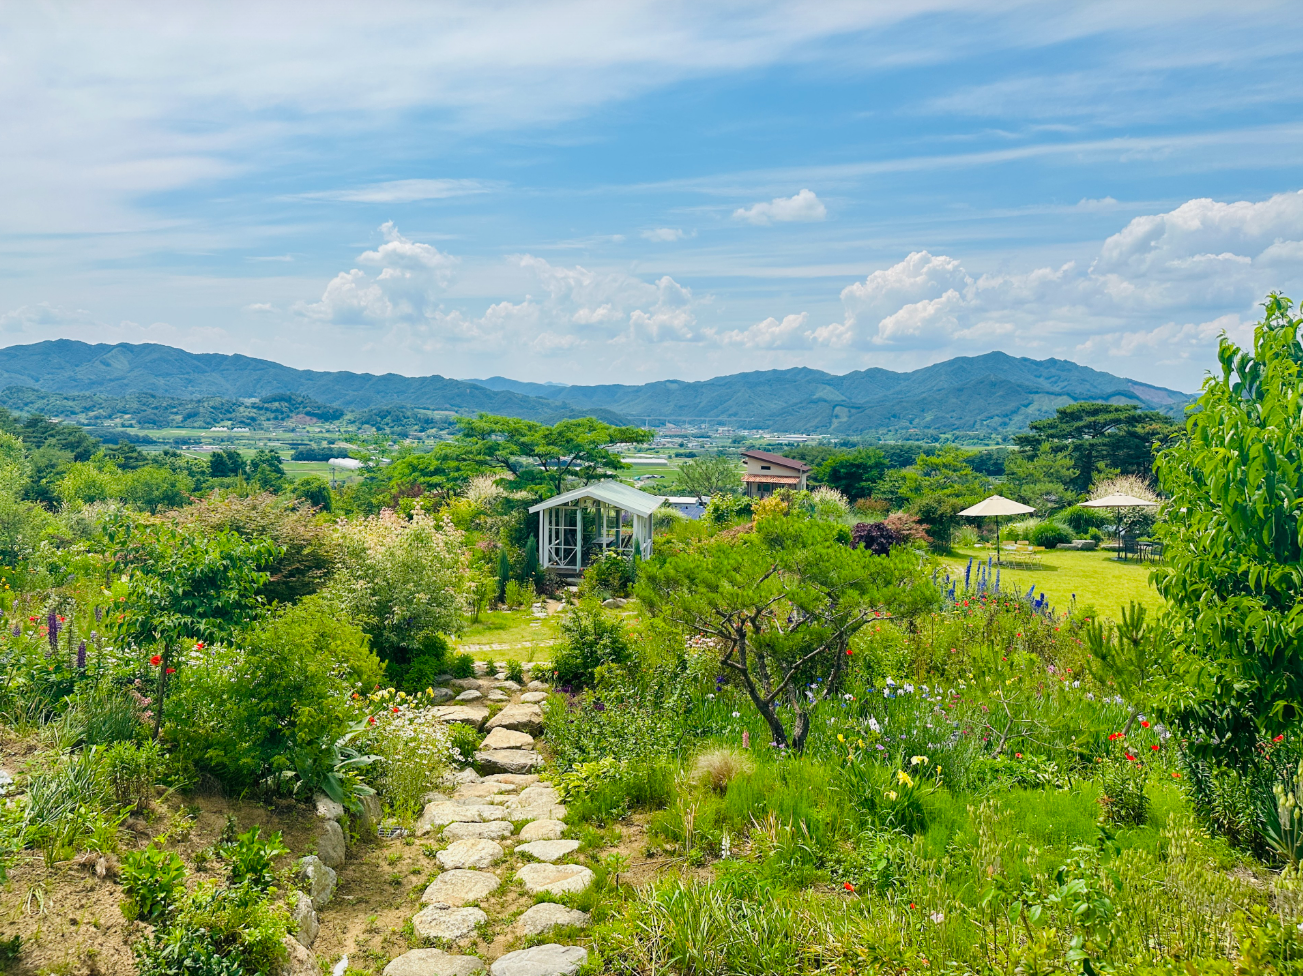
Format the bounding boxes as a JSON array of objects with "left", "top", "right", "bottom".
[{"left": 527, "top": 480, "right": 665, "bottom": 573}]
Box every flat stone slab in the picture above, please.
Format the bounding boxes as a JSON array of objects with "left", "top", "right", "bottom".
[
  {"left": 452, "top": 782, "right": 518, "bottom": 799},
  {"left": 443, "top": 769, "right": 482, "bottom": 787},
  {"left": 514, "top": 862, "right": 595, "bottom": 896},
  {"left": 455, "top": 689, "right": 484, "bottom": 702},
  {"left": 516, "top": 903, "right": 591, "bottom": 937},
  {"left": 416, "top": 802, "right": 509, "bottom": 835},
  {"left": 450, "top": 678, "right": 482, "bottom": 691},
  {"left": 432, "top": 705, "right": 490, "bottom": 729},
  {"left": 481, "top": 728, "right": 534, "bottom": 750},
  {"left": 475, "top": 749, "right": 543, "bottom": 775},
  {"left": 421, "top": 869, "right": 501, "bottom": 906},
  {"left": 518, "top": 819, "right": 566, "bottom": 842},
  {"left": 526, "top": 681, "right": 550, "bottom": 691},
  {"left": 413, "top": 904, "right": 487, "bottom": 942},
  {"left": 385, "top": 949, "right": 485, "bottom": 976},
  {"left": 486, "top": 690, "right": 510, "bottom": 702},
  {"left": 485, "top": 703, "right": 543, "bottom": 735},
  {"left": 437, "top": 839, "right": 504, "bottom": 870},
  {"left": 495, "top": 680, "right": 522, "bottom": 691},
  {"left": 519, "top": 691, "right": 549, "bottom": 704},
  {"left": 490, "top": 945, "right": 587, "bottom": 976},
  {"left": 483, "top": 773, "right": 539, "bottom": 787},
  {"left": 442, "top": 820, "right": 515, "bottom": 841},
  {"left": 515, "top": 839, "right": 581, "bottom": 863}
]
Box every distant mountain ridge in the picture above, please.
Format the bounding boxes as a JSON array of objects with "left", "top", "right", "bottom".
[{"left": 0, "top": 340, "right": 1191, "bottom": 435}]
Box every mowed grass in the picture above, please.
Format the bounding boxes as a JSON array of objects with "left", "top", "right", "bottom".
[
  {"left": 456, "top": 608, "right": 561, "bottom": 660},
  {"left": 941, "top": 545, "right": 1165, "bottom": 619}
]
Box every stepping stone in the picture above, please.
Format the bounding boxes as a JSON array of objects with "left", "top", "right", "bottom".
[
  {"left": 490, "top": 945, "right": 587, "bottom": 976},
  {"left": 450, "top": 678, "right": 482, "bottom": 691},
  {"left": 481, "top": 727, "right": 534, "bottom": 751},
  {"left": 519, "top": 692, "right": 549, "bottom": 704},
  {"left": 412, "top": 904, "right": 487, "bottom": 942},
  {"left": 437, "top": 839, "right": 504, "bottom": 870},
  {"left": 515, "top": 839, "right": 580, "bottom": 863},
  {"left": 475, "top": 749, "right": 543, "bottom": 775},
  {"left": 526, "top": 681, "right": 550, "bottom": 691},
  {"left": 485, "top": 703, "right": 544, "bottom": 735},
  {"left": 443, "top": 821, "right": 515, "bottom": 841},
  {"left": 495, "top": 680, "right": 522, "bottom": 692},
  {"left": 519, "top": 819, "right": 566, "bottom": 842},
  {"left": 455, "top": 690, "right": 484, "bottom": 702},
  {"left": 443, "top": 769, "right": 482, "bottom": 786},
  {"left": 483, "top": 773, "right": 539, "bottom": 787},
  {"left": 433, "top": 705, "right": 490, "bottom": 730},
  {"left": 385, "top": 949, "right": 484, "bottom": 976},
  {"left": 297, "top": 855, "right": 337, "bottom": 910},
  {"left": 486, "top": 690, "right": 510, "bottom": 702},
  {"left": 452, "top": 782, "right": 518, "bottom": 799},
  {"left": 516, "top": 903, "right": 591, "bottom": 937},
  {"left": 514, "top": 862, "right": 595, "bottom": 895},
  {"left": 416, "top": 803, "right": 509, "bottom": 834},
  {"left": 421, "top": 869, "right": 501, "bottom": 906}
]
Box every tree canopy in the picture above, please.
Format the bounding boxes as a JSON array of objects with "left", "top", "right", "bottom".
[
  {"left": 811, "top": 447, "right": 889, "bottom": 500},
  {"left": 1014, "top": 402, "right": 1178, "bottom": 493}
]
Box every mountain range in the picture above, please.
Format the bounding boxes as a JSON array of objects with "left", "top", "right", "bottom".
[{"left": 0, "top": 339, "right": 1191, "bottom": 436}]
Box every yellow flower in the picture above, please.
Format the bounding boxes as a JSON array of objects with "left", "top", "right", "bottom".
[
  {"left": 885, "top": 790, "right": 898, "bottom": 801},
  {"left": 910, "top": 755, "right": 929, "bottom": 766},
  {"left": 896, "top": 770, "right": 915, "bottom": 788},
  {"left": 837, "top": 734, "right": 845, "bottom": 743},
  {"left": 857, "top": 739, "right": 865, "bottom": 749}
]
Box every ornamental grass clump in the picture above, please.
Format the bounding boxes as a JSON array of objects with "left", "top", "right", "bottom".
[{"left": 689, "top": 747, "right": 754, "bottom": 795}]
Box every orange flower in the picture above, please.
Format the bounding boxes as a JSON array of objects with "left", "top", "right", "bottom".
[
  {"left": 843, "top": 882, "right": 855, "bottom": 892},
  {"left": 1140, "top": 720, "right": 1150, "bottom": 728},
  {"left": 150, "top": 654, "right": 162, "bottom": 666},
  {"left": 1275, "top": 734, "right": 1286, "bottom": 743}
]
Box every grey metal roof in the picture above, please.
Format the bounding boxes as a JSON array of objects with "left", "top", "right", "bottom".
[{"left": 528, "top": 479, "right": 668, "bottom": 517}]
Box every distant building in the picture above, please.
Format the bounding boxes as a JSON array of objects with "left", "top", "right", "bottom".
[
  {"left": 740, "top": 449, "right": 810, "bottom": 498},
  {"left": 663, "top": 496, "right": 708, "bottom": 519}
]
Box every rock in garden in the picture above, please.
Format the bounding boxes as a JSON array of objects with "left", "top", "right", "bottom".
[
  {"left": 514, "top": 863, "right": 595, "bottom": 896},
  {"left": 416, "top": 803, "right": 509, "bottom": 834},
  {"left": 482, "top": 773, "right": 539, "bottom": 787},
  {"left": 450, "top": 678, "right": 482, "bottom": 691},
  {"left": 421, "top": 869, "right": 501, "bottom": 906},
  {"left": 495, "top": 680, "right": 522, "bottom": 692},
  {"left": 489, "top": 945, "right": 587, "bottom": 976},
  {"left": 452, "top": 782, "right": 517, "bottom": 799},
  {"left": 280, "top": 935, "right": 319, "bottom": 976},
  {"left": 297, "top": 855, "right": 337, "bottom": 910},
  {"left": 357, "top": 794, "right": 382, "bottom": 835},
  {"left": 481, "top": 728, "right": 533, "bottom": 750},
  {"left": 455, "top": 689, "right": 484, "bottom": 702},
  {"left": 515, "top": 903, "right": 591, "bottom": 937},
  {"left": 519, "top": 692, "right": 549, "bottom": 704},
  {"left": 442, "top": 769, "right": 483, "bottom": 787},
  {"left": 486, "top": 690, "right": 510, "bottom": 702},
  {"left": 486, "top": 704, "right": 544, "bottom": 735},
  {"left": 433, "top": 705, "right": 490, "bottom": 729},
  {"left": 518, "top": 819, "right": 565, "bottom": 842},
  {"left": 428, "top": 688, "right": 457, "bottom": 704},
  {"left": 412, "top": 904, "right": 488, "bottom": 942},
  {"left": 475, "top": 749, "right": 543, "bottom": 776},
  {"left": 515, "top": 839, "right": 580, "bottom": 863},
  {"left": 313, "top": 793, "right": 345, "bottom": 821},
  {"left": 443, "top": 821, "right": 515, "bottom": 841},
  {"left": 384, "top": 949, "right": 485, "bottom": 976},
  {"left": 436, "top": 839, "right": 504, "bottom": 870},
  {"left": 601, "top": 598, "right": 626, "bottom": 609},
  {"left": 316, "top": 818, "right": 346, "bottom": 868},
  {"left": 290, "top": 891, "right": 318, "bottom": 948},
  {"left": 526, "top": 680, "right": 550, "bottom": 691}
]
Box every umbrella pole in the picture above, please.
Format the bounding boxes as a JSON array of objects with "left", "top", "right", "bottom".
[{"left": 996, "top": 516, "right": 1001, "bottom": 565}]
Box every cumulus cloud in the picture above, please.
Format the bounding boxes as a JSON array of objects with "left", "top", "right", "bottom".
[
  {"left": 715, "top": 312, "right": 811, "bottom": 349},
  {"left": 641, "top": 227, "right": 688, "bottom": 242},
  {"left": 733, "top": 189, "right": 826, "bottom": 225},
  {"left": 0, "top": 302, "right": 93, "bottom": 333}
]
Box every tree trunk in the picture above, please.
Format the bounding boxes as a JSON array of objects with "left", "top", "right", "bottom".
[{"left": 790, "top": 709, "right": 811, "bottom": 754}]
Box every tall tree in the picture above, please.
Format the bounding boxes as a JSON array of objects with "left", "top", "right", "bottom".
[
  {"left": 811, "top": 447, "right": 889, "bottom": 500},
  {"left": 1014, "top": 402, "right": 1178, "bottom": 493},
  {"left": 674, "top": 453, "right": 742, "bottom": 498}
]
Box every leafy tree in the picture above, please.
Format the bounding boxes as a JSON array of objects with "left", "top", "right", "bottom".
[
  {"left": 674, "top": 454, "right": 742, "bottom": 498},
  {"left": 209, "top": 448, "right": 246, "bottom": 479},
  {"left": 811, "top": 448, "right": 889, "bottom": 500},
  {"left": 638, "top": 516, "right": 938, "bottom": 752},
  {"left": 99, "top": 440, "right": 149, "bottom": 470},
  {"left": 291, "top": 475, "right": 333, "bottom": 511},
  {"left": 1153, "top": 293, "right": 1303, "bottom": 762},
  {"left": 1002, "top": 443, "right": 1080, "bottom": 512},
  {"left": 876, "top": 446, "right": 990, "bottom": 547},
  {"left": 1014, "top": 402, "right": 1178, "bottom": 493}
]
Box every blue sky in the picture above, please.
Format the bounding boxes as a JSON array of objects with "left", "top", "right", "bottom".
[{"left": 3, "top": 2, "right": 1303, "bottom": 392}]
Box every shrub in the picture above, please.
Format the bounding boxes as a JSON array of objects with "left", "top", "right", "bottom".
[
  {"left": 503, "top": 578, "right": 534, "bottom": 608},
  {"left": 1097, "top": 742, "right": 1151, "bottom": 827},
  {"left": 689, "top": 748, "right": 754, "bottom": 795},
  {"left": 851, "top": 522, "right": 899, "bottom": 556},
  {"left": 552, "top": 603, "right": 632, "bottom": 689},
  {"left": 134, "top": 882, "right": 288, "bottom": 976},
  {"left": 449, "top": 652, "right": 477, "bottom": 679},
  {"left": 1060, "top": 504, "right": 1110, "bottom": 536},
  {"left": 104, "top": 739, "right": 166, "bottom": 809},
  {"left": 448, "top": 723, "right": 482, "bottom": 766},
  {"left": 582, "top": 551, "right": 632, "bottom": 598},
  {"left": 121, "top": 844, "right": 187, "bottom": 922},
  {"left": 225, "top": 826, "right": 287, "bottom": 890},
  {"left": 882, "top": 511, "right": 929, "bottom": 545},
  {"left": 505, "top": 659, "right": 526, "bottom": 684},
  {"left": 393, "top": 633, "right": 450, "bottom": 692},
  {"left": 1004, "top": 517, "right": 1042, "bottom": 541},
  {"left": 1029, "top": 521, "right": 1073, "bottom": 549},
  {"left": 704, "top": 493, "right": 751, "bottom": 525},
  {"left": 365, "top": 701, "right": 455, "bottom": 818}
]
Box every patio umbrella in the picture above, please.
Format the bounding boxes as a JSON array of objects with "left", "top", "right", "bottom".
[
  {"left": 958, "top": 494, "right": 1035, "bottom": 564},
  {"left": 1080, "top": 493, "right": 1159, "bottom": 560}
]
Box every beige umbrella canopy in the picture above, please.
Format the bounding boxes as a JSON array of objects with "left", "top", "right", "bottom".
[
  {"left": 1081, "top": 494, "right": 1159, "bottom": 559},
  {"left": 958, "top": 494, "right": 1036, "bottom": 563}
]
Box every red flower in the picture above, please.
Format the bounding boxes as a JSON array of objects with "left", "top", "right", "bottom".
[
  {"left": 165, "top": 667, "right": 176, "bottom": 675},
  {"left": 1150, "top": 744, "right": 1159, "bottom": 751},
  {"left": 195, "top": 641, "right": 205, "bottom": 650},
  {"left": 1015, "top": 753, "right": 1023, "bottom": 759},
  {"left": 909, "top": 902, "right": 916, "bottom": 909},
  {"left": 1140, "top": 720, "right": 1150, "bottom": 728},
  {"left": 150, "top": 654, "right": 162, "bottom": 666},
  {"left": 1108, "top": 732, "right": 1122, "bottom": 741},
  {"left": 1172, "top": 771, "right": 1182, "bottom": 779},
  {"left": 843, "top": 882, "right": 855, "bottom": 891},
  {"left": 392, "top": 706, "right": 400, "bottom": 713},
  {"left": 1275, "top": 734, "right": 1286, "bottom": 743},
  {"left": 846, "top": 648, "right": 852, "bottom": 656},
  {"left": 27, "top": 616, "right": 35, "bottom": 623},
  {"left": 1125, "top": 754, "right": 1136, "bottom": 761},
  {"left": 367, "top": 715, "right": 376, "bottom": 725}
]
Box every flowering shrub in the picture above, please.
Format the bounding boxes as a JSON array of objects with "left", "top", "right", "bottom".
[
  {"left": 1097, "top": 733, "right": 1151, "bottom": 826},
  {"left": 357, "top": 688, "right": 456, "bottom": 818}
]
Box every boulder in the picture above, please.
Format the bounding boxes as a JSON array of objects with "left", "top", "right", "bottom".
[
  {"left": 357, "top": 794, "right": 382, "bottom": 835},
  {"left": 455, "top": 690, "right": 484, "bottom": 703},
  {"left": 450, "top": 678, "right": 482, "bottom": 691},
  {"left": 485, "top": 704, "right": 543, "bottom": 735},
  {"left": 482, "top": 773, "right": 539, "bottom": 787},
  {"left": 495, "top": 680, "right": 522, "bottom": 692},
  {"left": 279, "top": 936, "right": 319, "bottom": 976},
  {"left": 515, "top": 839, "right": 580, "bottom": 863},
  {"left": 315, "top": 819, "right": 346, "bottom": 868},
  {"left": 442, "top": 768, "right": 483, "bottom": 787},
  {"left": 601, "top": 598, "right": 626, "bottom": 609},
  {"left": 475, "top": 749, "right": 543, "bottom": 776},
  {"left": 313, "top": 793, "right": 345, "bottom": 821},
  {"left": 432, "top": 705, "right": 489, "bottom": 730},
  {"left": 416, "top": 802, "right": 508, "bottom": 835},
  {"left": 489, "top": 945, "right": 587, "bottom": 976},
  {"left": 519, "top": 692, "right": 549, "bottom": 704},
  {"left": 443, "top": 820, "right": 515, "bottom": 841},
  {"left": 290, "top": 891, "right": 318, "bottom": 948},
  {"left": 518, "top": 819, "right": 565, "bottom": 842},
  {"left": 421, "top": 869, "right": 501, "bottom": 906},
  {"left": 480, "top": 728, "right": 534, "bottom": 751},
  {"left": 526, "top": 681, "right": 550, "bottom": 692},
  {"left": 514, "top": 862, "right": 595, "bottom": 896},
  {"left": 297, "top": 855, "right": 337, "bottom": 910},
  {"left": 515, "top": 902, "right": 590, "bottom": 937},
  {"left": 412, "top": 904, "right": 488, "bottom": 943},
  {"left": 436, "top": 839, "right": 504, "bottom": 870},
  {"left": 384, "top": 949, "right": 485, "bottom": 976},
  {"left": 428, "top": 688, "right": 457, "bottom": 704}
]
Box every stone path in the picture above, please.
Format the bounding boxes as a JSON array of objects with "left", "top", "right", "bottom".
[{"left": 382, "top": 664, "right": 592, "bottom": 976}]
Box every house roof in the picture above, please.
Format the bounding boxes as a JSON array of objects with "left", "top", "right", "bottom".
[
  {"left": 528, "top": 479, "right": 667, "bottom": 518},
  {"left": 740, "top": 449, "right": 810, "bottom": 472}
]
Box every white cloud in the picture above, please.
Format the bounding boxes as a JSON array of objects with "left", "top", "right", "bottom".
[
  {"left": 733, "top": 189, "right": 827, "bottom": 225},
  {"left": 303, "top": 179, "right": 503, "bottom": 203},
  {"left": 641, "top": 227, "right": 687, "bottom": 242},
  {"left": 0, "top": 302, "right": 94, "bottom": 333},
  {"left": 715, "top": 312, "right": 810, "bottom": 349},
  {"left": 243, "top": 302, "right": 275, "bottom": 312}
]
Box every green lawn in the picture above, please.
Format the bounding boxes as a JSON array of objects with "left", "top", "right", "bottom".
[
  {"left": 941, "top": 545, "right": 1165, "bottom": 619},
  {"left": 455, "top": 608, "right": 561, "bottom": 660}
]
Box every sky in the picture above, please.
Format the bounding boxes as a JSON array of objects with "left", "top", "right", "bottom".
[{"left": 3, "top": 2, "right": 1303, "bottom": 393}]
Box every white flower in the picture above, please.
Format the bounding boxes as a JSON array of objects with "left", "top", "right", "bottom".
[
  {"left": 706, "top": 693, "right": 715, "bottom": 699},
  {"left": 885, "top": 677, "right": 897, "bottom": 687},
  {"left": 731, "top": 711, "right": 740, "bottom": 718},
  {"left": 868, "top": 717, "right": 881, "bottom": 734}
]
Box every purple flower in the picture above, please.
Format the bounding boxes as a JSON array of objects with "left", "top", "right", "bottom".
[
  {"left": 594, "top": 700, "right": 606, "bottom": 712},
  {"left": 47, "top": 611, "right": 58, "bottom": 650},
  {"left": 95, "top": 605, "right": 103, "bottom": 623},
  {"left": 10, "top": 624, "right": 18, "bottom": 637},
  {"left": 76, "top": 641, "right": 86, "bottom": 669}
]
